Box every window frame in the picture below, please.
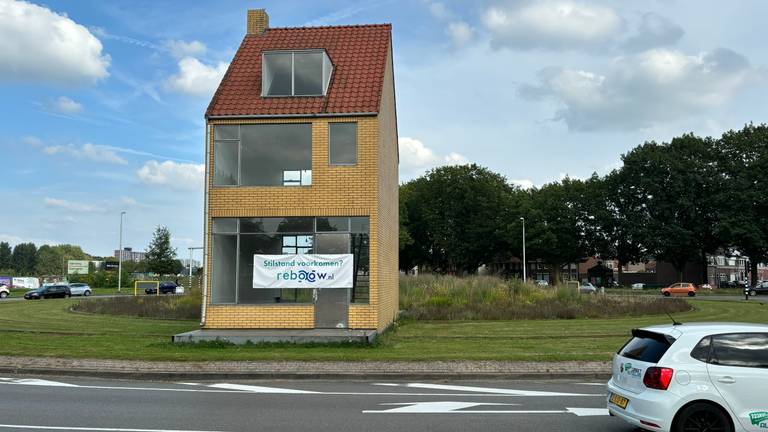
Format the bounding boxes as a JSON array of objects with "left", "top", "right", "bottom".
[{"left": 261, "top": 49, "right": 333, "bottom": 97}]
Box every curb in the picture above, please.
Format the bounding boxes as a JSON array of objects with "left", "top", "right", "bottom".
[{"left": 0, "top": 358, "right": 612, "bottom": 381}]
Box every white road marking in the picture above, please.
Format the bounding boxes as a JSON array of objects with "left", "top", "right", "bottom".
[
  {"left": 566, "top": 408, "right": 610, "bottom": 416},
  {"left": 13, "top": 379, "right": 78, "bottom": 387},
  {"left": 207, "top": 383, "right": 318, "bottom": 394},
  {"left": 0, "top": 425, "right": 228, "bottom": 432},
  {"left": 576, "top": 383, "right": 607, "bottom": 386},
  {"left": 363, "top": 402, "right": 611, "bottom": 416},
  {"left": 399, "top": 383, "right": 594, "bottom": 397}
]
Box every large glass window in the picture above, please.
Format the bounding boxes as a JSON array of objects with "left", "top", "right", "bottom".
[
  {"left": 329, "top": 123, "right": 357, "bottom": 165},
  {"left": 210, "top": 216, "right": 370, "bottom": 304},
  {"left": 262, "top": 50, "right": 333, "bottom": 97},
  {"left": 213, "top": 124, "right": 311, "bottom": 187}
]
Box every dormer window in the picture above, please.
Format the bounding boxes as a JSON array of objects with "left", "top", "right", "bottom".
[{"left": 262, "top": 50, "right": 333, "bottom": 97}]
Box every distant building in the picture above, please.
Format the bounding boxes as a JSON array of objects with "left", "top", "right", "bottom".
[{"left": 114, "top": 247, "right": 145, "bottom": 262}]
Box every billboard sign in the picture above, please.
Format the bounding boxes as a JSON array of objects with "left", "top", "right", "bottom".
[
  {"left": 252, "top": 254, "right": 354, "bottom": 289},
  {"left": 67, "top": 260, "right": 90, "bottom": 275}
]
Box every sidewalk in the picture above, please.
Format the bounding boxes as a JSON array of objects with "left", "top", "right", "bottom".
[{"left": 0, "top": 355, "right": 611, "bottom": 381}]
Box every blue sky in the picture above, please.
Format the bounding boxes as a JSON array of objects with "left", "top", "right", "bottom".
[{"left": 2, "top": 0, "right": 768, "bottom": 257}]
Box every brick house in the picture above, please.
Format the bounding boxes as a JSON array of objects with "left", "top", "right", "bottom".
[{"left": 200, "top": 10, "right": 398, "bottom": 332}]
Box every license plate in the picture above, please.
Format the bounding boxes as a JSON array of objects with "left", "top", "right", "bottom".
[{"left": 609, "top": 392, "right": 630, "bottom": 409}]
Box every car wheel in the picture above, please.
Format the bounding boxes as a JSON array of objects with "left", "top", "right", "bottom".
[
  {"left": 0, "top": 292, "right": 7, "bottom": 299},
  {"left": 663, "top": 291, "right": 671, "bottom": 297},
  {"left": 674, "top": 402, "right": 732, "bottom": 432},
  {"left": 749, "top": 289, "right": 757, "bottom": 296},
  {"left": 84, "top": 290, "right": 91, "bottom": 297},
  {"left": 688, "top": 291, "right": 695, "bottom": 297}
]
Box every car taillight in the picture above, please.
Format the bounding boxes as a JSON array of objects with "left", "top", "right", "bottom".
[{"left": 643, "top": 367, "right": 674, "bottom": 390}]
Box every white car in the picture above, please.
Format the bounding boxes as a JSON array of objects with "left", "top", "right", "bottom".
[
  {"left": 0, "top": 284, "right": 9, "bottom": 299},
  {"left": 632, "top": 283, "right": 646, "bottom": 290},
  {"left": 579, "top": 282, "right": 598, "bottom": 294},
  {"left": 68, "top": 283, "right": 92, "bottom": 296},
  {"left": 607, "top": 322, "right": 768, "bottom": 432},
  {"left": 535, "top": 279, "right": 549, "bottom": 287}
]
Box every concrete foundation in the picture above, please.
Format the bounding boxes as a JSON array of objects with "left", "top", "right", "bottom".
[{"left": 172, "top": 329, "right": 378, "bottom": 345}]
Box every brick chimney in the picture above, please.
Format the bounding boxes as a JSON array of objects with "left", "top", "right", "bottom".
[{"left": 247, "top": 9, "right": 269, "bottom": 35}]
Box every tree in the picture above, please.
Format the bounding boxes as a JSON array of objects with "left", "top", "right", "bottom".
[
  {"left": 717, "top": 124, "right": 768, "bottom": 286},
  {"left": 0, "top": 242, "right": 12, "bottom": 270},
  {"left": 620, "top": 135, "right": 723, "bottom": 281},
  {"left": 525, "top": 179, "right": 591, "bottom": 282},
  {"left": 400, "top": 164, "right": 517, "bottom": 273},
  {"left": 145, "top": 226, "right": 178, "bottom": 276},
  {"left": 35, "top": 244, "right": 90, "bottom": 275},
  {"left": 11, "top": 243, "right": 37, "bottom": 275}
]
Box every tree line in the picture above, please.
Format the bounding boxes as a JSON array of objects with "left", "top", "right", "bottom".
[
  {"left": 399, "top": 123, "right": 768, "bottom": 285},
  {"left": 0, "top": 226, "right": 184, "bottom": 281}
]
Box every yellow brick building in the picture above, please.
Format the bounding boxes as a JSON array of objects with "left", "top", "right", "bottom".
[{"left": 199, "top": 10, "right": 398, "bottom": 333}]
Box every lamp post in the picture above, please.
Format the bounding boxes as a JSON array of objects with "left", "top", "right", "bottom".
[
  {"left": 118, "top": 211, "right": 126, "bottom": 293},
  {"left": 520, "top": 217, "right": 526, "bottom": 282}
]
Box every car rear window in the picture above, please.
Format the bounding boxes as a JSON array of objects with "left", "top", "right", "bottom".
[
  {"left": 618, "top": 330, "right": 675, "bottom": 364},
  {"left": 710, "top": 333, "right": 768, "bottom": 368}
]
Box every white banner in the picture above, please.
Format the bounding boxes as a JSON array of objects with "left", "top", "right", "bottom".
[{"left": 253, "top": 254, "right": 354, "bottom": 289}]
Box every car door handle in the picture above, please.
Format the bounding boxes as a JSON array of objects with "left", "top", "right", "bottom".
[{"left": 717, "top": 376, "right": 736, "bottom": 384}]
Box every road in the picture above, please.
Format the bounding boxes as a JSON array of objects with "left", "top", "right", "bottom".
[{"left": 0, "top": 375, "right": 632, "bottom": 432}]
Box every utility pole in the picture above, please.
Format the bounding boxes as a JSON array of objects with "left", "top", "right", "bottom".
[
  {"left": 118, "top": 211, "right": 126, "bottom": 293},
  {"left": 520, "top": 217, "right": 526, "bottom": 282}
]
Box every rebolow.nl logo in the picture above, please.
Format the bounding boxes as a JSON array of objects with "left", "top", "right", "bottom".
[{"left": 276, "top": 269, "right": 335, "bottom": 283}]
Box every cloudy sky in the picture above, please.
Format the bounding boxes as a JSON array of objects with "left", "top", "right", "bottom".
[{"left": 1, "top": 0, "right": 767, "bottom": 257}]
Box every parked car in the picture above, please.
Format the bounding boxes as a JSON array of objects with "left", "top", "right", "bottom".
[
  {"left": 718, "top": 280, "right": 737, "bottom": 288},
  {"left": 145, "top": 281, "right": 184, "bottom": 295},
  {"left": 0, "top": 284, "right": 9, "bottom": 299},
  {"left": 608, "top": 322, "right": 768, "bottom": 432},
  {"left": 747, "top": 281, "right": 768, "bottom": 296},
  {"left": 631, "top": 283, "right": 646, "bottom": 290},
  {"left": 699, "top": 283, "right": 713, "bottom": 290},
  {"left": 68, "top": 283, "right": 92, "bottom": 296},
  {"left": 23, "top": 285, "right": 71, "bottom": 300},
  {"left": 535, "top": 279, "right": 549, "bottom": 287},
  {"left": 661, "top": 282, "right": 697, "bottom": 297},
  {"left": 579, "top": 282, "right": 598, "bottom": 294}
]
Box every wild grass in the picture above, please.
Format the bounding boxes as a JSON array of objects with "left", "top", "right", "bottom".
[
  {"left": 72, "top": 295, "right": 201, "bottom": 320},
  {"left": 399, "top": 274, "right": 691, "bottom": 320}
]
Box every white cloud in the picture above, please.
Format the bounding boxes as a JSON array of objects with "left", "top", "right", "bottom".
[
  {"left": 399, "top": 137, "right": 469, "bottom": 180},
  {"left": 428, "top": 2, "right": 449, "bottom": 20},
  {"left": 46, "top": 96, "right": 83, "bottom": 115},
  {"left": 136, "top": 160, "right": 204, "bottom": 191},
  {"left": 165, "top": 57, "right": 228, "bottom": 97},
  {"left": 511, "top": 179, "right": 535, "bottom": 190},
  {"left": 482, "top": 1, "right": 621, "bottom": 51},
  {"left": 44, "top": 197, "right": 107, "bottom": 213},
  {"left": 43, "top": 143, "right": 127, "bottom": 165},
  {"left": 0, "top": 0, "right": 110, "bottom": 85},
  {"left": 164, "top": 39, "right": 207, "bottom": 58},
  {"left": 522, "top": 48, "right": 762, "bottom": 131},
  {"left": 447, "top": 22, "right": 474, "bottom": 47}
]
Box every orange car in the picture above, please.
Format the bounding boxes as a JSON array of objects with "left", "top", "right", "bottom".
[{"left": 661, "top": 282, "right": 697, "bottom": 297}]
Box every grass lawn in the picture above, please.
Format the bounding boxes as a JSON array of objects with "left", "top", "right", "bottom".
[{"left": 0, "top": 298, "right": 766, "bottom": 362}]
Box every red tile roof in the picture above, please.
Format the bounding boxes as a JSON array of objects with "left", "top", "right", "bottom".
[{"left": 206, "top": 24, "right": 391, "bottom": 117}]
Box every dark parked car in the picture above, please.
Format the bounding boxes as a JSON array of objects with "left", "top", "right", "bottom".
[
  {"left": 24, "top": 285, "right": 71, "bottom": 300},
  {"left": 747, "top": 281, "right": 768, "bottom": 296},
  {"left": 144, "top": 281, "right": 181, "bottom": 295}
]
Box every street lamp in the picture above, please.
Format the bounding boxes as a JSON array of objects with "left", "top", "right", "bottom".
[
  {"left": 520, "top": 217, "right": 526, "bottom": 282},
  {"left": 118, "top": 211, "right": 126, "bottom": 293}
]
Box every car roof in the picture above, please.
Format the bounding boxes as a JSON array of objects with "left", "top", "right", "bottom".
[{"left": 641, "top": 322, "right": 768, "bottom": 338}]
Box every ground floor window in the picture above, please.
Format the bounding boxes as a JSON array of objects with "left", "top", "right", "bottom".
[{"left": 211, "top": 216, "right": 370, "bottom": 304}]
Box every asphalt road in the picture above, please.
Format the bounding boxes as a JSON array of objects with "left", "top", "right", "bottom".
[{"left": 0, "top": 375, "right": 633, "bottom": 432}]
